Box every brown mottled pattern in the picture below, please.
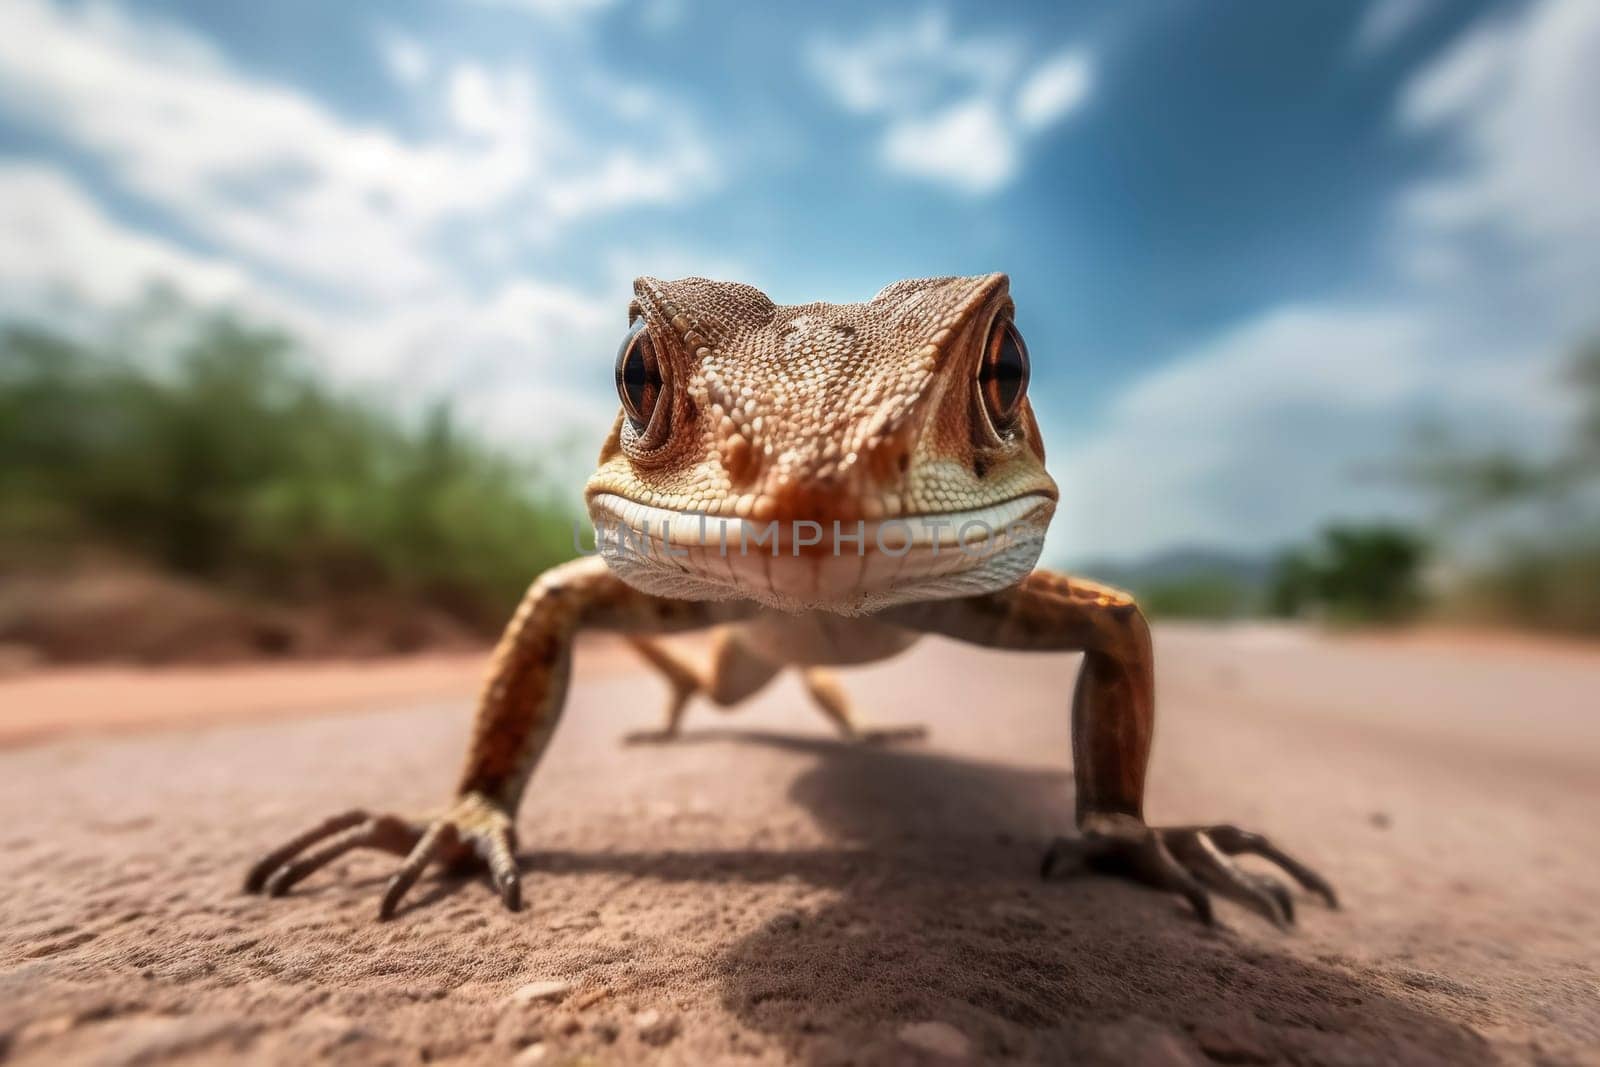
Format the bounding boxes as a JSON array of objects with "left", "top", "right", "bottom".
[{"left": 586, "top": 274, "right": 1056, "bottom": 524}]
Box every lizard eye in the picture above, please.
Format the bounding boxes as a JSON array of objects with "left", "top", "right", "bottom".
[
  {"left": 978, "top": 316, "right": 1030, "bottom": 434},
  {"left": 615, "top": 320, "right": 663, "bottom": 433}
]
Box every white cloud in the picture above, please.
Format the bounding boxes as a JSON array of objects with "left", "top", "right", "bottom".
[
  {"left": 807, "top": 11, "right": 1092, "bottom": 195},
  {"left": 637, "top": 0, "right": 687, "bottom": 34},
  {"left": 0, "top": 159, "right": 625, "bottom": 465},
  {"left": 1047, "top": 304, "right": 1568, "bottom": 561},
  {"left": 446, "top": 63, "right": 536, "bottom": 138},
  {"left": 1352, "top": 0, "right": 1437, "bottom": 58},
  {"left": 1050, "top": 308, "right": 1431, "bottom": 559},
  {"left": 1395, "top": 0, "right": 1600, "bottom": 323},
  {"left": 319, "top": 276, "right": 621, "bottom": 446},
  {"left": 0, "top": 0, "right": 729, "bottom": 475},
  {"left": 0, "top": 0, "right": 716, "bottom": 303},
  {"left": 378, "top": 28, "right": 431, "bottom": 87},
  {"left": 1396, "top": 22, "right": 1503, "bottom": 127},
  {"left": 1015, "top": 51, "right": 1092, "bottom": 131},
  {"left": 882, "top": 100, "right": 1017, "bottom": 195},
  {"left": 0, "top": 165, "right": 251, "bottom": 313},
  {"left": 461, "top": 0, "right": 616, "bottom": 18},
  {"left": 543, "top": 143, "right": 714, "bottom": 221},
  {"left": 806, "top": 11, "right": 1015, "bottom": 116},
  {"left": 0, "top": 0, "right": 444, "bottom": 299}
]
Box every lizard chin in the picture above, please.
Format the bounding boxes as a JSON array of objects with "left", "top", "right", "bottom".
[{"left": 584, "top": 492, "right": 1055, "bottom": 616}]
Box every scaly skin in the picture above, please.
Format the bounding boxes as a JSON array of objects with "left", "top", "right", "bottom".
[{"left": 247, "top": 274, "right": 1336, "bottom": 926}]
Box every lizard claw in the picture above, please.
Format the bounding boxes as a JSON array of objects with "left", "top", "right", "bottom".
[
  {"left": 1041, "top": 818, "right": 1336, "bottom": 929},
  {"left": 245, "top": 792, "right": 521, "bottom": 920}
]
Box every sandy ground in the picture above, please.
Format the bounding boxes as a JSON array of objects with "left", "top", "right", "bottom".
[{"left": 0, "top": 625, "right": 1597, "bottom": 1066}]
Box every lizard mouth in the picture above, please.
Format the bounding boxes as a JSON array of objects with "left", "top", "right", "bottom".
[{"left": 585, "top": 492, "right": 1055, "bottom": 614}]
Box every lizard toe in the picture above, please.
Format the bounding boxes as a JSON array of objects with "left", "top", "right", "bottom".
[{"left": 1041, "top": 819, "right": 1334, "bottom": 929}]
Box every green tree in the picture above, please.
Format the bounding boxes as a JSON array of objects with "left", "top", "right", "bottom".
[
  {"left": 1269, "top": 524, "right": 1427, "bottom": 624},
  {"left": 0, "top": 299, "right": 582, "bottom": 630}
]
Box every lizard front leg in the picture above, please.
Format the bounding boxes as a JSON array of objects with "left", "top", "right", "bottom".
[
  {"left": 882, "top": 569, "right": 1337, "bottom": 927},
  {"left": 245, "top": 556, "right": 753, "bottom": 919}
]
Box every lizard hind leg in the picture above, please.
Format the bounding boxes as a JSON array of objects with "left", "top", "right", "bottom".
[
  {"left": 624, "top": 636, "right": 700, "bottom": 742},
  {"left": 800, "top": 668, "right": 927, "bottom": 745},
  {"left": 623, "top": 630, "right": 780, "bottom": 744}
]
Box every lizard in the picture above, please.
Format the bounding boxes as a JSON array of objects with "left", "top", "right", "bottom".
[{"left": 245, "top": 273, "right": 1337, "bottom": 927}]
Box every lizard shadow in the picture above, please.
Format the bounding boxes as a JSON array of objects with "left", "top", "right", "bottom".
[{"left": 521, "top": 728, "right": 1494, "bottom": 1065}]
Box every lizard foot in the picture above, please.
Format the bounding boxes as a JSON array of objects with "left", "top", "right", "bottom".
[
  {"left": 1040, "top": 815, "right": 1337, "bottom": 928},
  {"left": 244, "top": 792, "right": 520, "bottom": 920}
]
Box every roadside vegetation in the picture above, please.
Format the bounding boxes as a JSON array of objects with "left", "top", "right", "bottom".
[
  {"left": 1390, "top": 338, "right": 1600, "bottom": 635},
  {"left": 0, "top": 297, "right": 581, "bottom": 661},
  {"left": 1128, "top": 337, "right": 1600, "bottom": 634},
  {"left": 1115, "top": 524, "right": 1429, "bottom": 626},
  {"left": 1266, "top": 525, "right": 1427, "bottom": 625}
]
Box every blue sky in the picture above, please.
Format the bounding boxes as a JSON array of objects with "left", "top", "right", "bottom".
[{"left": 1, "top": 0, "right": 1595, "bottom": 562}]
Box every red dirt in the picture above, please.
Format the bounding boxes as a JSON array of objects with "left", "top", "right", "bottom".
[
  {"left": 0, "top": 568, "right": 486, "bottom": 667},
  {"left": 0, "top": 624, "right": 1596, "bottom": 1065}
]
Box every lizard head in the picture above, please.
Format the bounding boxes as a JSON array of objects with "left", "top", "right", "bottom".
[{"left": 584, "top": 273, "right": 1058, "bottom": 614}]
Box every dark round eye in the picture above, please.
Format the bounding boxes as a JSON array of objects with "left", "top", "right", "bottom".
[
  {"left": 979, "top": 316, "right": 1029, "bottom": 433},
  {"left": 615, "top": 320, "right": 663, "bottom": 432}
]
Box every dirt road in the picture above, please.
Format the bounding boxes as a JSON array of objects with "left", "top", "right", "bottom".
[{"left": 1, "top": 626, "right": 1596, "bottom": 1065}]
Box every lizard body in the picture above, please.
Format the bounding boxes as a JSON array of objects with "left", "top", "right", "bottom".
[{"left": 247, "top": 273, "right": 1336, "bottom": 926}]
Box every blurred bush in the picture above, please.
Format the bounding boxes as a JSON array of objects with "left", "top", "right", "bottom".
[
  {"left": 1393, "top": 338, "right": 1600, "bottom": 635},
  {"left": 1444, "top": 541, "right": 1600, "bottom": 635},
  {"left": 0, "top": 297, "right": 580, "bottom": 654},
  {"left": 1268, "top": 524, "right": 1428, "bottom": 624},
  {"left": 1136, "top": 574, "right": 1259, "bottom": 620}
]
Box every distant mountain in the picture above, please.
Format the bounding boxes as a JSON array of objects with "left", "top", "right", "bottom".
[{"left": 1067, "top": 546, "right": 1280, "bottom": 591}]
